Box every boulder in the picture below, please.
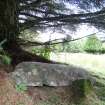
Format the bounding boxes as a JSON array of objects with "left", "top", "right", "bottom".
[{"left": 10, "top": 62, "right": 92, "bottom": 86}]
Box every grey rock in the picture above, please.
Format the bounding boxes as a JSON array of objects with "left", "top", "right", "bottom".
[{"left": 10, "top": 62, "right": 92, "bottom": 86}]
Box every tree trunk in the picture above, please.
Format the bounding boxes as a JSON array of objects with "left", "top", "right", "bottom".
[
  {"left": 0, "top": 0, "right": 19, "bottom": 42},
  {"left": 0, "top": 0, "right": 56, "bottom": 67}
]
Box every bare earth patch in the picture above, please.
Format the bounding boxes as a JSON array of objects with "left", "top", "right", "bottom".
[
  {"left": 27, "top": 86, "right": 73, "bottom": 104},
  {"left": 0, "top": 69, "right": 34, "bottom": 105}
]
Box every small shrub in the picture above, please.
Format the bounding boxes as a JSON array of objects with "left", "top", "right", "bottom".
[
  {"left": 15, "top": 83, "right": 27, "bottom": 92},
  {"left": 32, "top": 45, "right": 51, "bottom": 59},
  {"left": 65, "top": 41, "right": 84, "bottom": 53},
  {"left": 100, "top": 43, "right": 105, "bottom": 54},
  {"left": 59, "top": 39, "right": 85, "bottom": 53},
  {"left": 72, "top": 79, "right": 93, "bottom": 104},
  {"left": 0, "top": 40, "right": 11, "bottom": 65},
  {"left": 101, "top": 47, "right": 105, "bottom": 54},
  {"left": 0, "top": 55, "right": 11, "bottom": 65},
  {"left": 84, "top": 35, "right": 102, "bottom": 53},
  {"left": 72, "top": 79, "right": 93, "bottom": 98}
]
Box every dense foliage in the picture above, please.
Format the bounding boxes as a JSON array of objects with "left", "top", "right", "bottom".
[
  {"left": 1, "top": 0, "right": 105, "bottom": 45},
  {"left": 32, "top": 45, "right": 51, "bottom": 59},
  {"left": 63, "top": 40, "right": 84, "bottom": 53},
  {"left": 51, "top": 35, "right": 105, "bottom": 54}
]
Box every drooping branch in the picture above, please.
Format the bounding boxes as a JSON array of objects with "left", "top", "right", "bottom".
[
  {"left": 23, "top": 9, "right": 105, "bottom": 21},
  {"left": 45, "top": 32, "right": 100, "bottom": 45},
  {"left": 18, "top": 32, "right": 100, "bottom": 47}
]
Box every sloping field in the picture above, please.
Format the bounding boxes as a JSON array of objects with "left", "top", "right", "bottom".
[
  {"left": 51, "top": 53, "right": 105, "bottom": 74},
  {"left": 51, "top": 53, "right": 105, "bottom": 104}
]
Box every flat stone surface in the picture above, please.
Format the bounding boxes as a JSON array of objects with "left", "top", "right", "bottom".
[{"left": 10, "top": 62, "right": 92, "bottom": 86}]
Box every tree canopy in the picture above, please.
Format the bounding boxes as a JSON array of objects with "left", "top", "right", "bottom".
[
  {"left": 16, "top": 0, "right": 105, "bottom": 45},
  {"left": 19, "top": 0, "right": 105, "bottom": 31},
  {"left": 1, "top": 0, "right": 105, "bottom": 44}
]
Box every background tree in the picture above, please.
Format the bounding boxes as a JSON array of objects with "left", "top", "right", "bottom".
[{"left": 84, "top": 35, "right": 102, "bottom": 53}]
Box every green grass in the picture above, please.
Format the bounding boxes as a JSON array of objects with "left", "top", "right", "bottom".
[
  {"left": 50, "top": 52, "right": 105, "bottom": 74},
  {"left": 50, "top": 52, "right": 105, "bottom": 104}
]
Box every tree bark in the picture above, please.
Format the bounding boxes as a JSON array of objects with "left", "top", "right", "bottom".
[
  {"left": 0, "top": 0, "right": 19, "bottom": 42},
  {"left": 0, "top": 0, "right": 57, "bottom": 67}
]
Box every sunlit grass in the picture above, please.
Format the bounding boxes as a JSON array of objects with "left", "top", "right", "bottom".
[{"left": 50, "top": 52, "right": 105, "bottom": 75}]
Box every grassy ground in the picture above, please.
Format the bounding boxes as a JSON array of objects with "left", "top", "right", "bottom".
[
  {"left": 1, "top": 53, "right": 105, "bottom": 105},
  {"left": 50, "top": 52, "right": 105, "bottom": 104}
]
